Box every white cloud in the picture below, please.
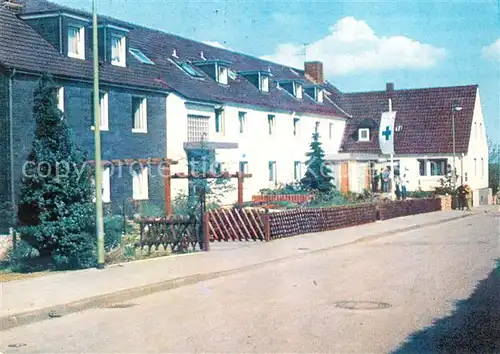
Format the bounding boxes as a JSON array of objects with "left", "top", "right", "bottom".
[
  {"left": 261, "top": 16, "right": 447, "bottom": 76},
  {"left": 482, "top": 39, "right": 500, "bottom": 62},
  {"left": 203, "top": 41, "right": 226, "bottom": 49}
]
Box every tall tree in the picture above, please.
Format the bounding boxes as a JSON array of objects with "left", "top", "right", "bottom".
[
  {"left": 301, "top": 132, "right": 334, "bottom": 193},
  {"left": 488, "top": 138, "right": 500, "bottom": 195},
  {"left": 17, "top": 74, "right": 96, "bottom": 269}
]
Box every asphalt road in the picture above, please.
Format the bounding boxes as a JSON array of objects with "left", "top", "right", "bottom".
[{"left": 2, "top": 211, "right": 499, "bottom": 353}]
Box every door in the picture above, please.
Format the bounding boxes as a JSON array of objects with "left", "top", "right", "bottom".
[{"left": 341, "top": 162, "right": 349, "bottom": 194}]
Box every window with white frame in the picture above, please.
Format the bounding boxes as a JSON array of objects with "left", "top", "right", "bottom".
[
  {"left": 260, "top": 75, "right": 269, "bottom": 92},
  {"left": 102, "top": 166, "right": 111, "bottom": 203},
  {"left": 295, "top": 82, "right": 303, "bottom": 99},
  {"left": 268, "top": 115, "right": 275, "bottom": 135},
  {"left": 316, "top": 88, "right": 324, "bottom": 103},
  {"left": 111, "top": 34, "right": 127, "bottom": 67},
  {"left": 268, "top": 161, "right": 276, "bottom": 182},
  {"left": 132, "top": 97, "right": 147, "bottom": 133},
  {"left": 329, "top": 123, "right": 334, "bottom": 140},
  {"left": 99, "top": 92, "right": 109, "bottom": 131},
  {"left": 132, "top": 166, "right": 149, "bottom": 200},
  {"left": 215, "top": 108, "right": 224, "bottom": 134},
  {"left": 187, "top": 115, "right": 210, "bottom": 142},
  {"left": 57, "top": 87, "right": 64, "bottom": 113},
  {"left": 238, "top": 111, "right": 246, "bottom": 134},
  {"left": 294, "top": 161, "right": 302, "bottom": 180},
  {"left": 293, "top": 118, "right": 300, "bottom": 136},
  {"left": 217, "top": 65, "right": 228, "bottom": 85},
  {"left": 418, "top": 159, "right": 447, "bottom": 176},
  {"left": 358, "top": 128, "right": 370, "bottom": 142},
  {"left": 239, "top": 161, "right": 248, "bottom": 174},
  {"left": 68, "top": 25, "right": 85, "bottom": 59}
]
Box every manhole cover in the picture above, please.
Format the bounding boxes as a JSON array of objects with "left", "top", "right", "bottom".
[
  {"left": 334, "top": 301, "right": 391, "bottom": 310},
  {"left": 105, "top": 303, "right": 137, "bottom": 309},
  {"left": 8, "top": 343, "right": 27, "bottom": 348}
]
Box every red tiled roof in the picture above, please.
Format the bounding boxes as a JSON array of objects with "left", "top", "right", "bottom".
[{"left": 337, "top": 85, "right": 478, "bottom": 155}]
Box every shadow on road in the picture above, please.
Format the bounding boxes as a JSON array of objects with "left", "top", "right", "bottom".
[{"left": 393, "top": 261, "right": 500, "bottom": 354}]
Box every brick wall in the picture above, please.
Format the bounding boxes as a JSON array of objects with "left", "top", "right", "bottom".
[
  {"left": 379, "top": 197, "right": 441, "bottom": 220},
  {"left": 252, "top": 194, "right": 314, "bottom": 204},
  {"left": 440, "top": 195, "right": 452, "bottom": 211},
  {"left": 269, "top": 203, "right": 377, "bottom": 239}
]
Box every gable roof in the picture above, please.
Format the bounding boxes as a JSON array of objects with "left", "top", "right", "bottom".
[
  {"left": 0, "top": 0, "right": 349, "bottom": 118},
  {"left": 337, "top": 85, "right": 478, "bottom": 155}
]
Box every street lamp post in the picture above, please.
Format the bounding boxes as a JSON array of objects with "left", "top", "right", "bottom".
[
  {"left": 451, "top": 104, "right": 462, "bottom": 188},
  {"left": 93, "top": 0, "right": 105, "bottom": 268}
]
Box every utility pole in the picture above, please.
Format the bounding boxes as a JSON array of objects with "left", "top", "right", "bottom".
[
  {"left": 93, "top": 0, "right": 105, "bottom": 269},
  {"left": 451, "top": 104, "right": 463, "bottom": 188}
]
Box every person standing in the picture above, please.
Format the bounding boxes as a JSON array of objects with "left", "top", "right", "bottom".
[
  {"left": 394, "top": 173, "right": 402, "bottom": 200},
  {"left": 372, "top": 170, "right": 380, "bottom": 193},
  {"left": 464, "top": 184, "right": 472, "bottom": 211},
  {"left": 401, "top": 173, "right": 409, "bottom": 200},
  {"left": 456, "top": 184, "right": 466, "bottom": 210},
  {"left": 382, "top": 168, "right": 390, "bottom": 193}
]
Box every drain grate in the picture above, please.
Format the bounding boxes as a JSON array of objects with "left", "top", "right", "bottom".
[{"left": 334, "top": 301, "right": 391, "bottom": 310}]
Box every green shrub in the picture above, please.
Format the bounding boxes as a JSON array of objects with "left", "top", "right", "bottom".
[
  {"left": 103, "top": 215, "right": 129, "bottom": 251},
  {"left": 259, "top": 182, "right": 309, "bottom": 196},
  {"left": 309, "top": 190, "right": 349, "bottom": 207},
  {"left": 408, "top": 190, "right": 435, "bottom": 198},
  {"left": 138, "top": 202, "right": 164, "bottom": 218}
]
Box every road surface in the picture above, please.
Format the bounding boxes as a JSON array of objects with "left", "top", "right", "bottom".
[{"left": 2, "top": 211, "right": 499, "bottom": 353}]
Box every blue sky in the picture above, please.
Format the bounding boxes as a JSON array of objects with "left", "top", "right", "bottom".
[{"left": 54, "top": 0, "right": 500, "bottom": 143}]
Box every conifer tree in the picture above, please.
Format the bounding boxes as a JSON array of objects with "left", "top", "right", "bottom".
[
  {"left": 301, "top": 132, "right": 334, "bottom": 193},
  {"left": 17, "top": 74, "right": 96, "bottom": 269}
]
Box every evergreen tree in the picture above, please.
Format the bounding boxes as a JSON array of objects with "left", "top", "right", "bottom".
[
  {"left": 17, "top": 74, "right": 96, "bottom": 269},
  {"left": 301, "top": 132, "right": 334, "bottom": 193}
]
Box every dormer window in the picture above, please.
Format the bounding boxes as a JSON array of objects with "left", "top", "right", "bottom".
[
  {"left": 111, "top": 33, "right": 127, "bottom": 66},
  {"left": 317, "top": 89, "right": 324, "bottom": 103},
  {"left": 305, "top": 85, "right": 324, "bottom": 103},
  {"left": 217, "top": 65, "right": 228, "bottom": 85},
  {"left": 68, "top": 24, "right": 85, "bottom": 59},
  {"left": 260, "top": 75, "right": 269, "bottom": 92},
  {"left": 358, "top": 128, "right": 370, "bottom": 142}
]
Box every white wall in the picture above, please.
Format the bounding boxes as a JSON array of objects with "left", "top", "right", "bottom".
[{"left": 165, "top": 93, "right": 347, "bottom": 205}]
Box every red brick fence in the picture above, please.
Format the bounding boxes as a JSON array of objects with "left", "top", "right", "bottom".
[
  {"left": 378, "top": 198, "right": 442, "bottom": 220},
  {"left": 252, "top": 194, "right": 314, "bottom": 204}
]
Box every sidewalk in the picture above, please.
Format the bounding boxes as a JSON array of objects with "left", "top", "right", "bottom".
[{"left": 0, "top": 210, "right": 478, "bottom": 330}]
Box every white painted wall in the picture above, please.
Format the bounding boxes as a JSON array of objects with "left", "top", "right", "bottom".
[{"left": 165, "top": 93, "right": 347, "bottom": 205}]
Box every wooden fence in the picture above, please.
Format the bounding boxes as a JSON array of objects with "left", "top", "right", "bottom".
[{"left": 205, "top": 208, "right": 267, "bottom": 242}]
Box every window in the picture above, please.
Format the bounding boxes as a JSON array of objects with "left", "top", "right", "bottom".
[
  {"left": 102, "top": 166, "right": 111, "bottom": 203},
  {"left": 329, "top": 123, "right": 334, "bottom": 140},
  {"left": 215, "top": 108, "right": 224, "bottom": 134},
  {"left": 187, "top": 115, "right": 210, "bottom": 142},
  {"left": 481, "top": 157, "right": 484, "bottom": 178},
  {"left": 419, "top": 159, "right": 447, "bottom": 176},
  {"left": 68, "top": 25, "right": 85, "bottom": 59},
  {"left": 129, "top": 48, "right": 154, "bottom": 65},
  {"left": 99, "top": 92, "right": 109, "bottom": 131},
  {"left": 294, "top": 161, "right": 302, "bottom": 180},
  {"left": 239, "top": 161, "right": 248, "bottom": 174},
  {"left": 111, "top": 34, "right": 126, "bottom": 67},
  {"left": 217, "top": 65, "right": 228, "bottom": 85},
  {"left": 57, "top": 87, "right": 64, "bottom": 113},
  {"left": 316, "top": 89, "right": 324, "bottom": 103},
  {"left": 474, "top": 158, "right": 477, "bottom": 176},
  {"left": 418, "top": 159, "right": 427, "bottom": 176},
  {"left": 172, "top": 59, "right": 204, "bottom": 78},
  {"left": 268, "top": 161, "right": 276, "bottom": 182},
  {"left": 295, "top": 83, "right": 303, "bottom": 99},
  {"left": 293, "top": 118, "right": 300, "bottom": 136},
  {"left": 315, "top": 121, "right": 320, "bottom": 133},
  {"left": 132, "top": 166, "right": 149, "bottom": 200},
  {"left": 132, "top": 97, "right": 147, "bottom": 133},
  {"left": 358, "top": 128, "right": 370, "bottom": 142},
  {"left": 268, "top": 115, "right": 275, "bottom": 135},
  {"left": 238, "top": 111, "right": 246, "bottom": 134},
  {"left": 260, "top": 75, "right": 269, "bottom": 92}
]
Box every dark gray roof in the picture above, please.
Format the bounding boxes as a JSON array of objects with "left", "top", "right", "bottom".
[{"left": 0, "top": 0, "right": 349, "bottom": 118}]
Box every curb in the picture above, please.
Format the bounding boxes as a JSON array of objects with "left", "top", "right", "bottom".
[{"left": 0, "top": 212, "right": 476, "bottom": 331}]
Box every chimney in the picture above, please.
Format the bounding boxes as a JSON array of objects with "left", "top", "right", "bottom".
[
  {"left": 2, "top": 0, "right": 24, "bottom": 13},
  {"left": 304, "top": 61, "right": 324, "bottom": 84}
]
